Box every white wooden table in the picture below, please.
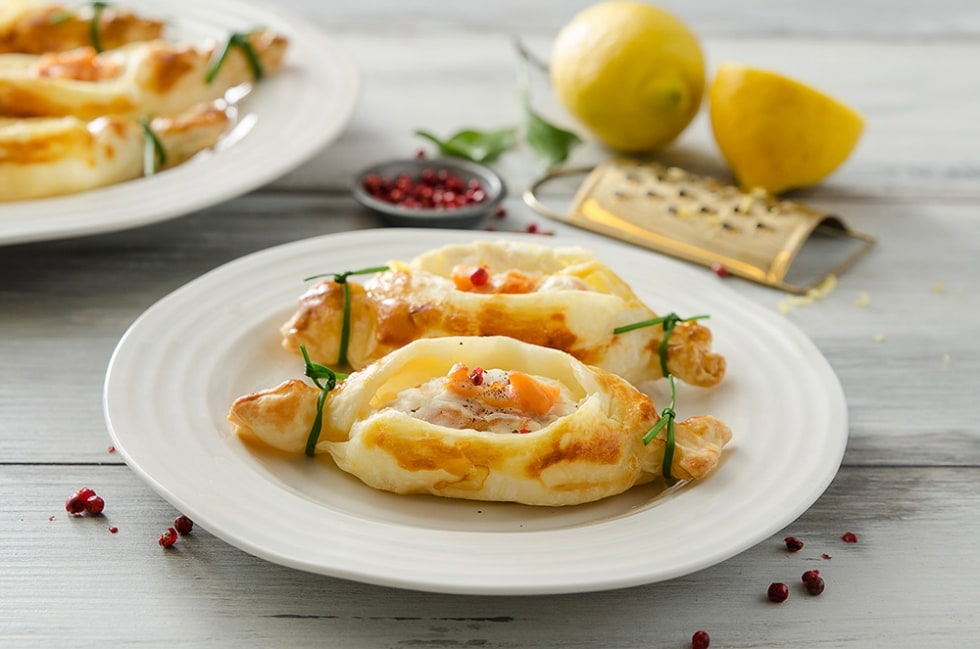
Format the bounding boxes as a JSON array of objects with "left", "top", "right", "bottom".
[{"left": 2, "top": 1, "right": 978, "bottom": 646}]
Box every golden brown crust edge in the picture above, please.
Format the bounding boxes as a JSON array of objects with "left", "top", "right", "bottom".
[{"left": 0, "top": 2, "right": 165, "bottom": 55}]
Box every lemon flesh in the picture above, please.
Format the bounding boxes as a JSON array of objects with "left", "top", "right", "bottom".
[
  {"left": 550, "top": 1, "right": 705, "bottom": 153},
  {"left": 709, "top": 63, "right": 864, "bottom": 194}
]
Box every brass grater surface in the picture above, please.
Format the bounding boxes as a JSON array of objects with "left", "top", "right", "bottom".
[{"left": 525, "top": 159, "right": 875, "bottom": 294}]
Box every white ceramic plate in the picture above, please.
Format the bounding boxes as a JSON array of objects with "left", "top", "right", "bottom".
[
  {"left": 104, "top": 229, "right": 847, "bottom": 595},
  {"left": 0, "top": 0, "right": 358, "bottom": 246}
]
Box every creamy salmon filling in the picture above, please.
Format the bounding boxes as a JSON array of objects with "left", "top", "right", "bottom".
[
  {"left": 385, "top": 363, "right": 577, "bottom": 434},
  {"left": 450, "top": 265, "right": 590, "bottom": 294}
]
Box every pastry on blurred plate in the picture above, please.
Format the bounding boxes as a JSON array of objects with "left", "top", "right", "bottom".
[
  {"left": 0, "top": 99, "right": 231, "bottom": 201},
  {"left": 0, "top": 0, "right": 164, "bottom": 54},
  {"left": 281, "top": 240, "right": 726, "bottom": 387},
  {"left": 229, "top": 336, "right": 731, "bottom": 506},
  {"left": 0, "top": 29, "right": 287, "bottom": 119}
]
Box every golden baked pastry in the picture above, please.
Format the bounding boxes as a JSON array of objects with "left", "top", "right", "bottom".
[
  {"left": 0, "top": 100, "right": 231, "bottom": 201},
  {"left": 0, "top": 0, "right": 164, "bottom": 54},
  {"left": 0, "top": 29, "right": 287, "bottom": 119},
  {"left": 281, "top": 240, "right": 726, "bottom": 387},
  {"left": 229, "top": 336, "right": 732, "bottom": 506}
]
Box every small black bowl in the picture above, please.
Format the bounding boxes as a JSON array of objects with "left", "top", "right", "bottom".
[{"left": 352, "top": 158, "right": 506, "bottom": 228}]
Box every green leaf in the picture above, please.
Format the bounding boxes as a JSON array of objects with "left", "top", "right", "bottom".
[
  {"left": 523, "top": 104, "right": 582, "bottom": 168},
  {"left": 414, "top": 128, "right": 517, "bottom": 163}
]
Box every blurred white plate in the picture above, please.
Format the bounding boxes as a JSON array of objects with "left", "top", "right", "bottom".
[
  {"left": 0, "top": 0, "right": 358, "bottom": 246},
  {"left": 104, "top": 229, "right": 847, "bottom": 595}
]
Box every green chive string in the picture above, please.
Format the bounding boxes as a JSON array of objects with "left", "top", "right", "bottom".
[
  {"left": 304, "top": 266, "right": 388, "bottom": 367},
  {"left": 49, "top": 2, "right": 110, "bottom": 51},
  {"left": 139, "top": 118, "right": 167, "bottom": 176},
  {"left": 205, "top": 31, "right": 264, "bottom": 84},
  {"left": 300, "top": 344, "right": 347, "bottom": 457},
  {"left": 615, "top": 312, "right": 710, "bottom": 481},
  {"left": 613, "top": 312, "right": 709, "bottom": 378},
  {"left": 88, "top": 2, "right": 108, "bottom": 52},
  {"left": 641, "top": 375, "right": 677, "bottom": 479}
]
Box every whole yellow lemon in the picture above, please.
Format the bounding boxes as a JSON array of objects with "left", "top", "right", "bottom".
[
  {"left": 550, "top": 1, "right": 705, "bottom": 153},
  {"left": 709, "top": 63, "right": 864, "bottom": 194}
]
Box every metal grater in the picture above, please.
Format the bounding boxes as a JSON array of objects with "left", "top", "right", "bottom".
[{"left": 524, "top": 158, "right": 876, "bottom": 294}]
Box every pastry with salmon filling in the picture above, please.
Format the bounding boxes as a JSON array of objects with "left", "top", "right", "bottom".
[
  {"left": 0, "top": 29, "right": 287, "bottom": 119},
  {"left": 0, "top": 0, "right": 164, "bottom": 54},
  {"left": 0, "top": 99, "right": 232, "bottom": 201},
  {"left": 228, "top": 336, "right": 732, "bottom": 507},
  {"left": 281, "top": 240, "right": 726, "bottom": 387}
]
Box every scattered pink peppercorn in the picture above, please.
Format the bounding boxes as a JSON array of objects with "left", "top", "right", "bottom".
[
  {"left": 65, "top": 494, "right": 87, "bottom": 515},
  {"left": 494, "top": 205, "right": 507, "bottom": 218},
  {"left": 692, "top": 629, "right": 710, "bottom": 649},
  {"left": 415, "top": 149, "right": 426, "bottom": 159},
  {"left": 469, "top": 266, "right": 490, "bottom": 287},
  {"left": 802, "top": 570, "right": 825, "bottom": 595},
  {"left": 469, "top": 367, "right": 485, "bottom": 386},
  {"left": 523, "top": 222, "right": 554, "bottom": 236},
  {"left": 158, "top": 527, "right": 178, "bottom": 548},
  {"left": 108, "top": 526, "right": 119, "bottom": 534},
  {"left": 76, "top": 487, "right": 96, "bottom": 500},
  {"left": 841, "top": 531, "right": 858, "bottom": 543},
  {"left": 84, "top": 495, "right": 105, "bottom": 515},
  {"left": 784, "top": 536, "right": 805, "bottom": 552},
  {"left": 107, "top": 445, "right": 116, "bottom": 454},
  {"left": 174, "top": 515, "right": 194, "bottom": 536},
  {"left": 65, "top": 487, "right": 97, "bottom": 515},
  {"left": 711, "top": 262, "right": 729, "bottom": 278},
  {"left": 767, "top": 582, "right": 789, "bottom": 603},
  {"left": 822, "top": 553, "right": 832, "bottom": 560},
  {"left": 362, "top": 167, "right": 488, "bottom": 211}
]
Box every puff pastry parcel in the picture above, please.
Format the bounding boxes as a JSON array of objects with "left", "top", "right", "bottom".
[
  {"left": 281, "top": 240, "right": 726, "bottom": 387},
  {"left": 0, "top": 29, "right": 287, "bottom": 119},
  {"left": 0, "top": 100, "right": 231, "bottom": 201},
  {"left": 0, "top": 0, "right": 164, "bottom": 54},
  {"left": 229, "top": 336, "right": 731, "bottom": 506}
]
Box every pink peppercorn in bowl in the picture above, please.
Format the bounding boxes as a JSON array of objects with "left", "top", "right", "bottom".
[{"left": 352, "top": 158, "right": 506, "bottom": 228}]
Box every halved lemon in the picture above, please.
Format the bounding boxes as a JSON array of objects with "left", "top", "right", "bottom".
[{"left": 709, "top": 63, "right": 864, "bottom": 194}]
